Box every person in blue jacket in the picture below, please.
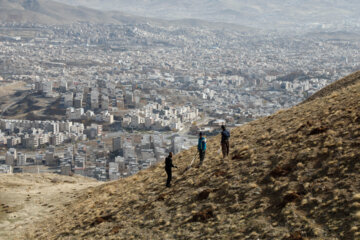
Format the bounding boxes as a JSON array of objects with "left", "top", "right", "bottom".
[{"left": 198, "top": 132, "right": 207, "bottom": 165}]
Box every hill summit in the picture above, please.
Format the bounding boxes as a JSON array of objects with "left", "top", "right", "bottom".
[
  {"left": 0, "top": 0, "right": 134, "bottom": 25},
  {"left": 26, "top": 71, "right": 360, "bottom": 239}
]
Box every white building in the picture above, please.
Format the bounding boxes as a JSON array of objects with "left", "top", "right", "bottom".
[
  {"left": 109, "top": 162, "right": 121, "bottom": 181},
  {"left": 0, "top": 165, "right": 12, "bottom": 174},
  {"left": 6, "top": 148, "right": 17, "bottom": 166},
  {"left": 17, "top": 152, "right": 27, "bottom": 166}
]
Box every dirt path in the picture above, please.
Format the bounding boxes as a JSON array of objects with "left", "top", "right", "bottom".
[{"left": 0, "top": 173, "right": 101, "bottom": 240}]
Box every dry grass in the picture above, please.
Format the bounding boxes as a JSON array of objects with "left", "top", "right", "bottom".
[
  {"left": 0, "top": 81, "right": 26, "bottom": 97},
  {"left": 0, "top": 174, "right": 100, "bottom": 240},
  {"left": 17, "top": 71, "right": 360, "bottom": 239}
]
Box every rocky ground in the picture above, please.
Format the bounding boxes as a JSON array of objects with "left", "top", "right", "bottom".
[
  {"left": 0, "top": 174, "right": 100, "bottom": 240},
  {"left": 11, "top": 71, "right": 360, "bottom": 239}
]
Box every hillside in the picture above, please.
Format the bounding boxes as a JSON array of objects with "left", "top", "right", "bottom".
[
  {"left": 0, "top": 0, "right": 135, "bottom": 25},
  {"left": 0, "top": 173, "right": 100, "bottom": 240},
  {"left": 0, "top": 0, "right": 251, "bottom": 31},
  {"left": 302, "top": 71, "right": 360, "bottom": 104},
  {"left": 53, "top": 0, "right": 360, "bottom": 29},
  {"left": 23, "top": 71, "right": 360, "bottom": 239}
]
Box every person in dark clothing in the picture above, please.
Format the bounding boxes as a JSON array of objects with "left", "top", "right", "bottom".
[
  {"left": 221, "top": 125, "right": 230, "bottom": 159},
  {"left": 165, "top": 152, "right": 177, "bottom": 187},
  {"left": 198, "top": 132, "right": 207, "bottom": 165}
]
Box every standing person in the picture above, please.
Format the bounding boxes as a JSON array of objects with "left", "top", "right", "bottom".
[
  {"left": 198, "top": 132, "right": 207, "bottom": 165},
  {"left": 221, "top": 125, "right": 230, "bottom": 159},
  {"left": 165, "top": 152, "right": 177, "bottom": 187}
]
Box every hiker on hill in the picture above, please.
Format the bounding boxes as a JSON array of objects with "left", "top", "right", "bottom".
[
  {"left": 221, "top": 125, "right": 230, "bottom": 159},
  {"left": 165, "top": 152, "right": 177, "bottom": 187},
  {"left": 198, "top": 132, "right": 207, "bottom": 165}
]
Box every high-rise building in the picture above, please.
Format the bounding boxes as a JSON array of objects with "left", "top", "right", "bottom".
[
  {"left": 45, "top": 147, "right": 57, "bottom": 167},
  {"left": 17, "top": 152, "right": 27, "bottom": 166},
  {"left": 112, "top": 137, "right": 122, "bottom": 152}
]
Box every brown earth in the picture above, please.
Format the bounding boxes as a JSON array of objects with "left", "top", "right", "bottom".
[
  {"left": 17, "top": 71, "right": 360, "bottom": 239},
  {"left": 0, "top": 82, "right": 27, "bottom": 97},
  {"left": 2, "top": 92, "right": 65, "bottom": 120},
  {"left": 0, "top": 174, "right": 100, "bottom": 240}
]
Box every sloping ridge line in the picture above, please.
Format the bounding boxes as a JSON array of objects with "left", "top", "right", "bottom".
[
  {"left": 24, "top": 71, "right": 360, "bottom": 240},
  {"left": 301, "top": 70, "right": 360, "bottom": 104}
]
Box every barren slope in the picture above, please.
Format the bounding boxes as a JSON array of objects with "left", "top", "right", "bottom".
[
  {"left": 0, "top": 174, "right": 100, "bottom": 240},
  {"left": 27, "top": 72, "right": 360, "bottom": 239}
]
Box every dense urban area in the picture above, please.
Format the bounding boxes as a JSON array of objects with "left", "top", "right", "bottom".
[{"left": 1, "top": 22, "right": 360, "bottom": 180}]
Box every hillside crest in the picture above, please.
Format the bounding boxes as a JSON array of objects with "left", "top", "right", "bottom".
[
  {"left": 0, "top": 0, "right": 128, "bottom": 24},
  {"left": 21, "top": 71, "right": 360, "bottom": 239}
]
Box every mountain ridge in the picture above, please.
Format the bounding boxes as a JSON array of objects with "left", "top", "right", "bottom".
[
  {"left": 302, "top": 71, "right": 360, "bottom": 104},
  {"left": 0, "top": 0, "right": 252, "bottom": 32},
  {"left": 0, "top": 0, "right": 122, "bottom": 25},
  {"left": 51, "top": 0, "right": 360, "bottom": 29},
  {"left": 23, "top": 71, "right": 360, "bottom": 239}
]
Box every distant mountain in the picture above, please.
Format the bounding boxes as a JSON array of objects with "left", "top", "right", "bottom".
[
  {"left": 0, "top": 0, "right": 251, "bottom": 31},
  {"left": 0, "top": 0, "right": 138, "bottom": 25},
  {"left": 53, "top": 0, "right": 360, "bottom": 29}
]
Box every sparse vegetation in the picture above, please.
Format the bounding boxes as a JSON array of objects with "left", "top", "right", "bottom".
[
  {"left": 12, "top": 71, "right": 360, "bottom": 239},
  {"left": 0, "top": 174, "right": 100, "bottom": 240}
]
